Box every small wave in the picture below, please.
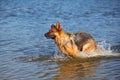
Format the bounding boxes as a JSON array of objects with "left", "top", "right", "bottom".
[
  {"left": 51, "top": 50, "right": 70, "bottom": 61},
  {"left": 15, "top": 55, "right": 52, "bottom": 62}
]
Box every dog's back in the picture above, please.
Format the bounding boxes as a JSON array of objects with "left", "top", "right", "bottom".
[{"left": 73, "top": 31, "right": 97, "bottom": 53}]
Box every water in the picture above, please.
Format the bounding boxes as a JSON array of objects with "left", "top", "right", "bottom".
[{"left": 0, "top": 0, "right": 120, "bottom": 80}]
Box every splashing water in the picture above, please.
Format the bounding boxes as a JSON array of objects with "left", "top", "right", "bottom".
[
  {"left": 52, "top": 48, "right": 69, "bottom": 61},
  {"left": 98, "top": 40, "right": 112, "bottom": 53},
  {"left": 97, "top": 40, "right": 120, "bottom": 56}
]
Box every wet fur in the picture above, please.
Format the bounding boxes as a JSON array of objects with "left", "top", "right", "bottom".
[{"left": 45, "top": 22, "right": 99, "bottom": 58}]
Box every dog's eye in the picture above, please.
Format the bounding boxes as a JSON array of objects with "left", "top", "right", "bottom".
[
  {"left": 50, "top": 30, "right": 54, "bottom": 32},
  {"left": 49, "top": 30, "right": 52, "bottom": 32}
]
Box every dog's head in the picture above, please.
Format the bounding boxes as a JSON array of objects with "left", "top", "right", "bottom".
[{"left": 44, "top": 21, "right": 62, "bottom": 39}]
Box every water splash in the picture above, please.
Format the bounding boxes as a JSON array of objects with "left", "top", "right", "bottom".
[
  {"left": 98, "top": 40, "right": 112, "bottom": 53},
  {"left": 97, "top": 40, "right": 120, "bottom": 56},
  {"left": 51, "top": 48, "right": 69, "bottom": 61}
]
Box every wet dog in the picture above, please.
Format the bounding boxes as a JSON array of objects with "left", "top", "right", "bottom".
[{"left": 44, "top": 22, "right": 100, "bottom": 58}]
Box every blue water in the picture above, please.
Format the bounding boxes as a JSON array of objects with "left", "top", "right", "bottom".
[{"left": 0, "top": 0, "right": 120, "bottom": 80}]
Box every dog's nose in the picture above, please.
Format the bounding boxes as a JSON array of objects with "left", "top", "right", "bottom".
[{"left": 44, "top": 33, "right": 47, "bottom": 37}]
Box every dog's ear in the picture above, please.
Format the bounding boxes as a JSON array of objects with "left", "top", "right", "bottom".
[
  {"left": 56, "top": 21, "right": 61, "bottom": 30},
  {"left": 51, "top": 24, "right": 56, "bottom": 28}
]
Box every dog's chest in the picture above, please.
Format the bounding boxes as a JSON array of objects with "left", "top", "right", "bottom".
[{"left": 57, "top": 38, "right": 79, "bottom": 56}]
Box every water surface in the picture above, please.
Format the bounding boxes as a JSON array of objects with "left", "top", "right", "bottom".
[{"left": 0, "top": 0, "right": 120, "bottom": 80}]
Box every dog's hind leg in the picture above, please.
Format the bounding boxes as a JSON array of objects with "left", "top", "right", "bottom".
[{"left": 82, "top": 40, "right": 96, "bottom": 54}]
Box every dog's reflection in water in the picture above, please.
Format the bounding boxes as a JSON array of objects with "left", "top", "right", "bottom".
[{"left": 54, "top": 59, "right": 98, "bottom": 80}]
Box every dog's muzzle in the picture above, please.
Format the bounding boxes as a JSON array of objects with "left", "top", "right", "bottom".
[
  {"left": 44, "top": 33, "right": 48, "bottom": 37},
  {"left": 44, "top": 33, "right": 56, "bottom": 39}
]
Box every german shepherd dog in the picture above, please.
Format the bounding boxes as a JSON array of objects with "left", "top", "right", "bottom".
[{"left": 44, "top": 22, "right": 100, "bottom": 58}]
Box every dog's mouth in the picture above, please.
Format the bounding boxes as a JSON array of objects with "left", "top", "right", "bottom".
[{"left": 44, "top": 33, "right": 56, "bottom": 39}]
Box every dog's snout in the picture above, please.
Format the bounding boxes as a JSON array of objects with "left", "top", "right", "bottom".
[{"left": 44, "top": 33, "right": 48, "bottom": 37}]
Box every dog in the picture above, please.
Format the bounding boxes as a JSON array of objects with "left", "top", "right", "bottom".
[{"left": 44, "top": 21, "right": 100, "bottom": 58}]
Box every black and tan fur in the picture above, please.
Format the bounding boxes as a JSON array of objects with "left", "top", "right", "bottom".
[{"left": 44, "top": 21, "right": 99, "bottom": 57}]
